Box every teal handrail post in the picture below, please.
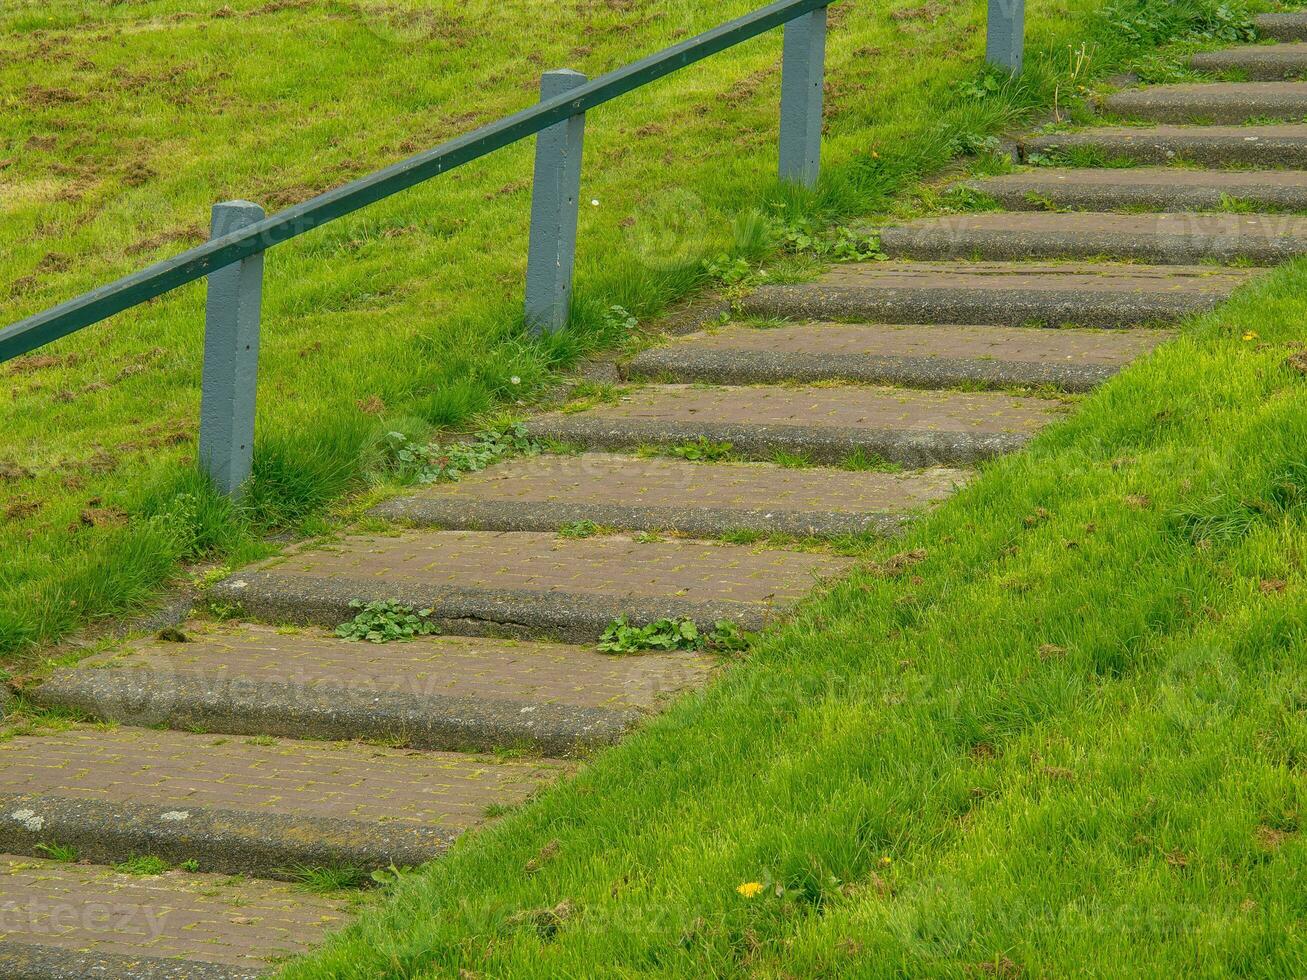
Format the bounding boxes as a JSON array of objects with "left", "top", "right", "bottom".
[
  {"left": 986, "top": 0, "right": 1026, "bottom": 73},
  {"left": 779, "top": 4, "right": 828, "bottom": 187},
  {"left": 525, "top": 69, "right": 589, "bottom": 334},
  {"left": 199, "top": 201, "right": 266, "bottom": 499}
]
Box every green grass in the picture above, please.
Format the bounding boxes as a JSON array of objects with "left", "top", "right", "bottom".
[
  {"left": 279, "top": 253, "right": 1306, "bottom": 979},
  {"left": 0, "top": 0, "right": 1273, "bottom": 665}
]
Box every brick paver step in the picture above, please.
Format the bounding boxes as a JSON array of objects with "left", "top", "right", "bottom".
[
  {"left": 1022, "top": 124, "right": 1307, "bottom": 167},
  {"left": 965, "top": 167, "right": 1307, "bottom": 211},
  {"left": 1105, "top": 81, "right": 1307, "bottom": 124},
  {"left": 209, "top": 531, "right": 852, "bottom": 643},
  {"left": 1190, "top": 41, "right": 1307, "bottom": 80},
  {"left": 0, "top": 728, "right": 568, "bottom": 876},
  {"left": 0, "top": 852, "right": 347, "bottom": 980},
  {"left": 628, "top": 321, "right": 1169, "bottom": 393},
  {"left": 877, "top": 211, "right": 1307, "bottom": 265},
  {"left": 32, "top": 623, "right": 713, "bottom": 757},
  {"left": 745, "top": 261, "right": 1253, "bottom": 328},
  {"left": 373, "top": 452, "right": 965, "bottom": 538},
  {"left": 529, "top": 382, "right": 1065, "bottom": 466},
  {"left": 1256, "top": 13, "right": 1307, "bottom": 42}
]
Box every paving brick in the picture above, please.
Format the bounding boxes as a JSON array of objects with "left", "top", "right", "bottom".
[
  {"left": 0, "top": 853, "right": 346, "bottom": 977},
  {"left": 374, "top": 452, "right": 965, "bottom": 537},
  {"left": 746, "top": 261, "right": 1254, "bottom": 328},
  {"left": 211, "top": 530, "right": 852, "bottom": 643},
  {"left": 966, "top": 167, "right": 1307, "bottom": 211},
  {"left": 34, "top": 624, "right": 715, "bottom": 755},
  {"left": 629, "top": 322, "right": 1169, "bottom": 392},
  {"left": 878, "top": 211, "right": 1307, "bottom": 265}
]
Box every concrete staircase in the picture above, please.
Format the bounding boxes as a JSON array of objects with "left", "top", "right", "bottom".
[{"left": 5, "top": 10, "right": 1307, "bottom": 977}]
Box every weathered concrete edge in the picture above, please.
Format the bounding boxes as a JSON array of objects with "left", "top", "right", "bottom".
[
  {"left": 962, "top": 178, "right": 1307, "bottom": 212},
  {"left": 31, "top": 670, "right": 638, "bottom": 756},
  {"left": 628, "top": 345, "right": 1120, "bottom": 393},
  {"left": 744, "top": 284, "right": 1216, "bottom": 328},
  {"left": 1256, "top": 13, "right": 1307, "bottom": 42},
  {"left": 1188, "top": 49, "right": 1307, "bottom": 80},
  {"left": 1019, "top": 132, "right": 1307, "bottom": 168},
  {"left": 526, "top": 417, "right": 1035, "bottom": 467},
  {"left": 1105, "top": 89, "right": 1307, "bottom": 125},
  {"left": 877, "top": 226, "right": 1301, "bottom": 266},
  {"left": 0, "top": 792, "right": 456, "bottom": 878},
  {"left": 0, "top": 944, "right": 263, "bottom": 980},
  {"left": 369, "top": 495, "right": 915, "bottom": 539},
  {"left": 208, "top": 572, "right": 812, "bottom": 642}
]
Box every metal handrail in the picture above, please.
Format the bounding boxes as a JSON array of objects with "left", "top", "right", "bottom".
[
  {"left": 0, "top": 0, "right": 830, "bottom": 365},
  {"left": 0, "top": 0, "right": 1026, "bottom": 497}
]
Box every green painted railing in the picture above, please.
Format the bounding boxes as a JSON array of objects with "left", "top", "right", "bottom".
[{"left": 0, "top": 0, "right": 1025, "bottom": 498}]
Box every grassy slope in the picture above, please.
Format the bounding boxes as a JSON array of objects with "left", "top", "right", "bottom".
[
  {"left": 278, "top": 264, "right": 1307, "bottom": 980},
  {"left": 1, "top": 0, "right": 1168, "bottom": 662}
]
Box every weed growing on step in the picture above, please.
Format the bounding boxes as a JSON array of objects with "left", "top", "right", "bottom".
[
  {"left": 34, "top": 842, "right": 78, "bottom": 863},
  {"left": 840, "top": 449, "right": 903, "bottom": 473},
  {"left": 667, "top": 438, "right": 735, "bottom": 463},
  {"left": 381, "top": 422, "right": 539, "bottom": 485},
  {"left": 558, "top": 520, "right": 601, "bottom": 539},
  {"left": 598, "top": 616, "right": 748, "bottom": 655},
  {"left": 335, "top": 600, "right": 440, "bottom": 643},
  {"left": 115, "top": 855, "right": 170, "bottom": 876}
]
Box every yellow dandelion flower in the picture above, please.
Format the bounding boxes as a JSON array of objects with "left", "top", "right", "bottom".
[
  {"left": 736, "top": 881, "right": 764, "bottom": 898},
  {"left": 879, "top": 855, "right": 893, "bottom": 867},
  {"left": 1243, "top": 331, "right": 1259, "bottom": 342}
]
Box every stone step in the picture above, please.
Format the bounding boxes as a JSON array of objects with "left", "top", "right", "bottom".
[
  {"left": 1022, "top": 124, "right": 1307, "bottom": 167},
  {"left": 1190, "top": 41, "right": 1307, "bottom": 80},
  {"left": 529, "top": 383, "right": 1065, "bottom": 466},
  {"left": 745, "top": 261, "right": 1254, "bottom": 328},
  {"left": 209, "top": 531, "right": 852, "bottom": 643},
  {"left": 0, "top": 727, "right": 567, "bottom": 877},
  {"left": 1256, "top": 13, "right": 1307, "bottom": 42},
  {"left": 1105, "top": 81, "right": 1307, "bottom": 124},
  {"left": 965, "top": 166, "right": 1307, "bottom": 211},
  {"left": 877, "top": 211, "right": 1307, "bottom": 265},
  {"left": 0, "top": 852, "right": 347, "bottom": 980},
  {"left": 31, "top": 623, "right": 714, "bottom": 757},
  {"left": 373, "top": 452, "right": 965, "bottom": 538},
  {"left": 628, "top": 321, "right": 1169, "bottom": 393}
]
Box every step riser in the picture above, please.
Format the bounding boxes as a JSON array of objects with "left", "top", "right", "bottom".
[
  {"left": 210, "top": 573, "right": 782, "bottom": 643},
  {"left": 627, "top": 348, "right": 1116, "bottom": 393},
  {"left": 31, "top": 674, "right": 633, "bottom": 757},
  {"left": 373, "top": 495, "right": 909, "bottom": 538},
  {"left": 0, "top": 793, "right": 451, "bottom": 879},
  {"left": 527, "top": 417, "right": 1032, "bottom": 468},
  {"left": 1104, "top": 99, "right": 1307, "bottom": 125},
  {"left": 1022, "top": 137, "right": 1307, "bottom": 168},
  {"left": 972, "top": 183, "right": 1307, "bottom": 212},
  {"left": 744, "top": 287, "right": 1214, "bottom": 329},
  {"left": 1257, "top": 15, "right": 1307, "bottom": 43},
  {"left": 0, "top": 945, "right": 260, "bottom": 980},
  {"left": 878, "top": 227, "right": 1305, "bottom": 266},
  {"left": 1188, "top": 57, "right": 1307, "bottom": 81}
]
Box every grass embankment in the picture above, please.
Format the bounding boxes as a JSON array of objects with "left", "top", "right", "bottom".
[
  {"left": 0, "top": 0, "right": 1267, "bottom": 662},
  {"left": 280, "top": 259, "right": 1307, "bottom": 979}
]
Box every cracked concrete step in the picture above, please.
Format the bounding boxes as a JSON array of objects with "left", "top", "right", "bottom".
[
  {"left": 0, "top": 852, "right": 346, "bottom": 980},
  {"left": 0, "top": 727, "right": 568, "bottom": 877},
  {"left": 529, "top": 383, "right": 1066, "bottom": 466},
  {"left": 628, "top": 322, "right": 1169, "bottom": 393},
  {"left": 210, "top": 531, "right": 852, "bottom": 642},
  {"left": 32, "top": 623, "right": 713, "bottom": 757},
  {"left": 965, "top": 167, "right": 1307, "bottom": 211},
  {"left": 373, "top": 452, "right": 965, "bottom": 538},
  {"left": 1256, "top": 13, "right": 1307, "bottom": 42},
  {"left": 877, "top": 211, "right": 1307, "bottom": 265},
  {"left": 745, "top": 261, "right": 1253, "bottom": 328},
  {"left": 1190, "top": 41, "right": 1307, "bottom": 80},
  {"left": 1022, "top": 124, "right": 1307, "bottom": 167},
  {"left": 1105, "top": 81, "right": 1307, "bottom": 125}
]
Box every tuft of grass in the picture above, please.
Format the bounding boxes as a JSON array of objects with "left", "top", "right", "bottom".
[
  {"left": 557, "top": 520, "right": 601, "bottom": 539},
  {"left": 34, "top": 842, "right": 79, "bottom": 863},
  {"left": 114, "top": 855, "right": 171, "bottom": 877},
  {"left": 283, "top": 865, "right": 370, "bottom": 893}
]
